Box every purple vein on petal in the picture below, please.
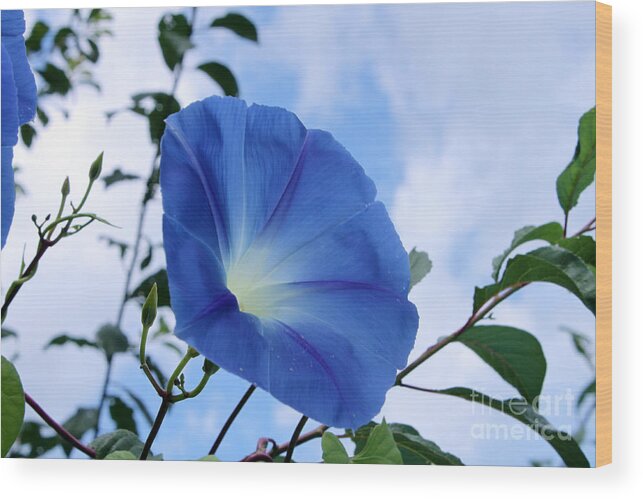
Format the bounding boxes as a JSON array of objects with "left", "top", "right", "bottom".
[
  {"left": 165, "top": 120, "right": 231, "bottom": 267},
  {"left": 175, "top": 290, "right": 238, "bottom": 335},
  {"left": 233, "top": 130, "right": 311, "bottom": 266},
  {"left": 273, "top": 319, "right": 347, "bottom": 406}
]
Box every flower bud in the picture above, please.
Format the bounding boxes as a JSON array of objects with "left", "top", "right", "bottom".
[
  {"left": 89, "top": 152, "right": 104, "bottom": 181},
  {"left": 141, "top": 283, "right": 158, "bottom": 328},
  {"left": 61, "top": 176, "right": 70, "bottom": 197}
]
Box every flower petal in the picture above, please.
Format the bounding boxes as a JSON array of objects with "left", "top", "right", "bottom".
[
  {"left": 161, "top": 97, "right": 419, "bottom": 428},
  {"left": 1, "top": 11, "right": 37, "bottom": 125},
  {"left": 260, "top": 317, "right": 396, "bottom": 429},
  {"left": 1, "top": 146, "right": 15, "bottom": 248},
  {"left": 175, "top": 302, "right": 271, "bottom": 390},
  {"left": 1, "top": 44, "right": 19, "bottom": 148},
  {"left": 161, "top": 97, "right": 307, "bottom": 268},
  {"left": 162, "top": 215, "right": 228, "bottom": 322}
]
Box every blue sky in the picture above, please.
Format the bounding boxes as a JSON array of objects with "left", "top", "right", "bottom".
[{"left": 3, "top": 2, "right": 596, "bottom": 466}]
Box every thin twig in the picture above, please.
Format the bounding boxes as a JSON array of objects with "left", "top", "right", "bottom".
[
  {"left": 284, "top": 415, "right": 309, "bottom": 463},
  {"left": 25, "top": 392, "right": 96, "bottom": 458},
  {"left": 396, "top": 283, "right": 526, "bottom": 382},
  {"left": 208, "top": 384, "right": 257, "bottom": 455},
  {"left": 397, "top": 383, "right": 440, "bottom": 395}
]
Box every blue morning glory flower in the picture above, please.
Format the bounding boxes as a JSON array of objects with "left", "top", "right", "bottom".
[
  {"left": 161, "top": 96, "right": 418, "bottom": 428},
  {"left": 1, "top": 10, "right": 37, "bottom": 248}
]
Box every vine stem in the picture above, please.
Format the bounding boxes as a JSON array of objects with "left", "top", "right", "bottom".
[
  {"left": 284, "top": 415, "right": 309, "bottom": 463},
  {"left": 1, "top": 239, "right": 49, "bottom": 323},
  {"left": 139, "top": 396, "right": 170, "bottom": 460},
  {"left": 208, "top": 384, "right": 257, "bottom": 455},
  {"left": 92, "top": 358, "right": 113, "bottom": 437},
  {"left": 395, "top": 216, "right": 596, "bottom": 384},
  {"left": 25, "top": 392, "right": 96, "bottom": 458}
]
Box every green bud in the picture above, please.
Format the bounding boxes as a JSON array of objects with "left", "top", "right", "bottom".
[
  {"left": 88, "top": 152, "right": 104, "bottom": 181},
  {"left": 141, "top": 282, "right": 158, "bottom": 328},
  {"left": 61, "top": 176, "right": 70, "bottom": 196}
]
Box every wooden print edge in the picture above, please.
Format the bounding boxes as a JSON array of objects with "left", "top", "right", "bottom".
[{"left": 595, "top": 0, "right": 612, "bottom": 468}]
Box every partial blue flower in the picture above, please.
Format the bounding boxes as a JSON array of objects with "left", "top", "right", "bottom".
[
  {"left": 161, "top": 96, "right": 418, "bottom": 428},
  {"left": 1, "top": 10, "right": 37, "bottom": 248}
]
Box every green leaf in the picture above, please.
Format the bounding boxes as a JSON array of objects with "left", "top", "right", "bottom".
[
  {"left": 198, "top": 62, "right": 239, "bottom": 97},
  {"left": 36, "top": 107, "right": 49, "bottom": 126},
  {"left": 84, "top": 39, "right": 100, "bottom": 63},
  {"left": 95, "top": 324, "right": 129, "bottom": 360},
  {"left": 457, "top": 326, "right": 546, "bottom": 404},
  {"left": 556, "top": 108, "right": 596, "bottom": 216},
  {"left": 491, "top": 222, "right": 564, "bottom": 281},
  {"left": 475, "top": 245, "right": 595, "bottom": 315},
  {"left": 352, "top": 420, "right": 403, "bottom": 465},
  {"left": 432, "top": 387, "right": 589, "bottom": 467},
  {"left": 1, "top": 356, "right": 25, "bottom": 457},
  {"left": 38, "top": 63, "right": 72, "bottom": 96},
  {"left": 140, "top": 243, "right": 153, "bottom": 270},
  {"left": 103, "top": 168, "right": 140, "bottom": 188},
  {"left": 20, "top": 124, "right": 36, "bottom": 148},
  {"left": 109, "top": 397, "right": 138, "bottom": 434},
  {"left": 61, "top": 408, "right": 98, "bottom": 456},
  {"left": 25, "top": 21, "right": 50, "bottom": 53},
  {"left": 158, "top": 14, "right": 193, "bottom": 71},
  {"left": 198, "top": 455, "right": 221, "bottom": 462},
  {"left": 322, "top": 432, "right": 350, "bottom": 464},
  {"left": 53, "top": 27, "right": 76, "bottom": 55},
  {"left": 90, "top": 429, "right": 144, "bottom": 459},
  {"left": 409, "top": 248, "right": 432, "bottom": 289},
  {"left": 557, "top": 236, "right": 596, "bottom": 271},
  {"left": 105, "top": 450, "right": 137, "bottom": 460},
  {"left": 45, "top": 334, "right": 99, "bottom": 350},
  {"left": 1, "top": 328, "right": 18, "bottom": 340},
  {"left": 210, "top": 13, "right": 258, "bottom": 42},
  {"left": 10, "top": 421, "right": 59, "bottom": 458},
  {"left": 130, "top": 92, "right": 181, "bottom": 145},
  {"left": 122, "top": 388, "right": 155, "bottom": 427},
  {"left": 88, "top": 8, "right": 113, "bottom": 23},
  {"left": 563, "top": 327, "right": 594, "bottom": 368},
  {"left": 352, "top": 422, "right": 463, "bottom": 465},
  {"left": 577, "top": 379, "right": 596, "bottom": 408},
  {"left": 472, "top": 282, "right": 502, "bottom": 313},
  {"left": 129, "top": 269, "right": 171, "bottom": 308}
]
